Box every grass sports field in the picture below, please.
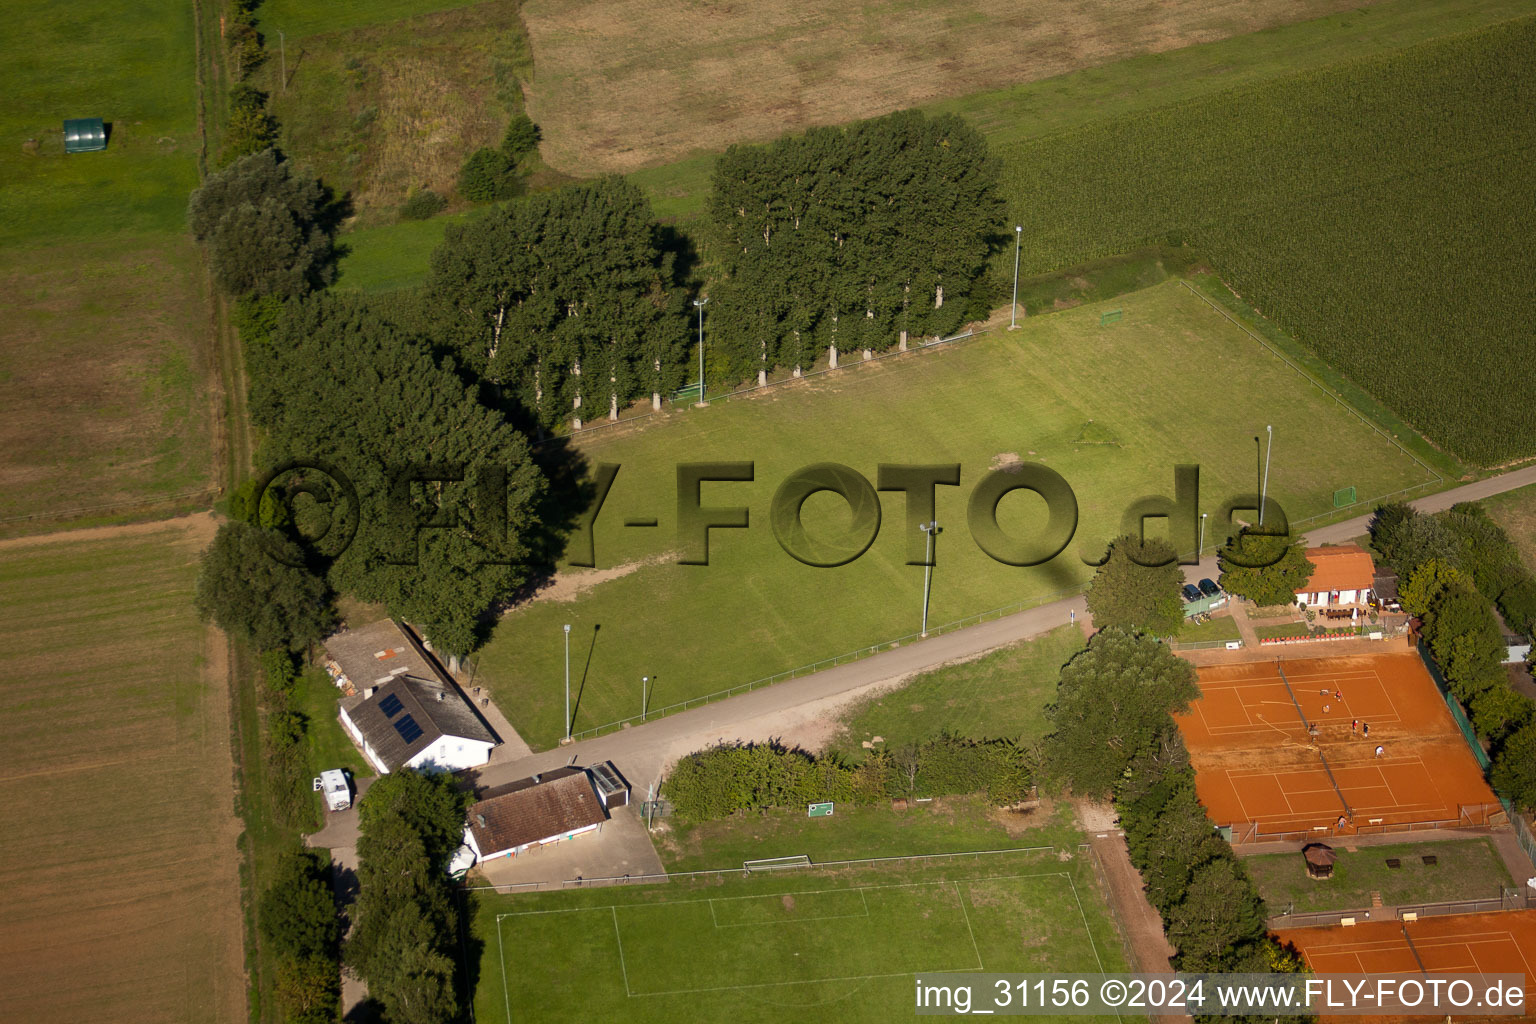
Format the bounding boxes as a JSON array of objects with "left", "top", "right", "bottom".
[
  {"left": 1176, "top": 652, "right": 1501, "bottom": 839},
  {"left": 476, "top": 850, "right": 1128, "bottom": 1023},
  {"left": 475, "top": 280, "right": 1433, "bottom": 747},
  {"left": 0, "top": 518, "right": 244, "bottom": 1023},
  {"left": 0, "top": 0, "right": 215, "bottom": 526}
]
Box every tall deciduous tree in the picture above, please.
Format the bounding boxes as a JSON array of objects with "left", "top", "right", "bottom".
[
  {"left": 707, "top": 109, "right": 1002, "bottom": 378},
  {"left": 195, "top": 521, "right": 335, "bottom": 651},
  {"left": 1044, "top": 628, "right": 1199, "bottom": 798},
  {"left": 1216, "top": 528, "right": 1314, "bottom": 607},
  {"left": 1165, "top": 859, "right": 1267, "bottom": 970},
  {"left": 428, "top": 176, "right": 688, "bottom": 429},
  {"left": 1085, "top": 535, "right": 1184, "bottom": 634},
  {"left": 188, "top": 148, "right": 335, "bottom": 298}
]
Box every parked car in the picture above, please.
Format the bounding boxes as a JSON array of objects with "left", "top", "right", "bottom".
[
  {"left": 1182, "top": 583, "right": 1203, "bottom": 603},
  {"left": 1198, "top": 578, "right": 1221, "bottom": 597}
]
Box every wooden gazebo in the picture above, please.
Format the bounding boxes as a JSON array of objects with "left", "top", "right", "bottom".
[{"left": 1303, "top": 843, "right": 1337, "bottom": 880}]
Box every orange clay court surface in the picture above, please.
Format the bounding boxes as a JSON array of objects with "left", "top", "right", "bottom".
[
  {"left": 1175, "top": 652, "right": 1500, "bottom": 836},
  {"left": 1276, "top": 911, "right": 1536, "bottom": 1019}
]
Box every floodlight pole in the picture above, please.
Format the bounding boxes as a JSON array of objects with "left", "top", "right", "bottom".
[
  {"left": 563, "top": 624, "right": 572, "bottom": 741},
  {"left": 1259, "top": 425, "right": 1273, "bottom": 526},
  {"left": 1199, "top": 512, "right": 1208, "bottom": 558},
  {"left": 642, "top": 676, "right": 649, "bottom": 722},
  {"left": 919, "top": 521, "right": 938, "bottom": 637},
  {"left": 693, "top": 297, "right": 709, "bottom": 406},
  {"left": 1010, "top": 225, "right": 1023, "bottom": 329}
]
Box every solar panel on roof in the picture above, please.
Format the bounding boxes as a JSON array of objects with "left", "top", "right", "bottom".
[
  {"left": 379, "top": 693, "right": 404, "bottom": 717},
  {"left": 393, "top": 714, "right": 423, "bottom": 744}
]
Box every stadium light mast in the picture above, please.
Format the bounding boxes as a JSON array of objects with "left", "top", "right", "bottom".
[
  {"left": 693, "top": 297, "right": 709, "bottom": 406},
  {"left": 642, "top": 676, "right": 649, "bottom": 722},
  {"left": 1199, "top": 511, "right": 1209, "bottom": 558},
  {"left": 1010, "top": 225, "right": 1023, "bottom": 329},
  {"left": 1259, "top": 425, "right": 1273, "bottom": 526},
  {"left": 563, "top": 624, "right": 572, "bottom": 741},
  {"left": 919, "top": 521, "right": 940, "bottom": 636}
]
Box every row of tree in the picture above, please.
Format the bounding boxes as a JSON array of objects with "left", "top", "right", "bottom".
[
  {"left": 1369, "top": 503, "right": 1536, "bottom": 810},
  {"left": 706, "top": 110, "right": 1003, "bottom": 383},
  {"left": 663, "top": 735, "right": 1034, "bottom": 821},
  {"left": 348, "top": 770, "right": 471, "bottom": 1024},
  {"left": 258, "top": 849, "right": 342, "bottom": 1024},
  {"left": 1042, "top": 628, "right": 1304, "bottom": 989}
]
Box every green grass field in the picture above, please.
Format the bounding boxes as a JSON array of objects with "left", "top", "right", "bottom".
[
  {"left": 661, "top": 796, "right": 1081, "bottom": 873},
  {"left": 475, "top": 280, "right": 1433, "bottom": 747},
  {"left": 1175, "top": 615, "right": 1243, "bottom": 644},
  {"left": 0, "top": 0, "right": 215, "bottom": 526},
  {"left": 0, "top": 520, "right": 245, "bottom": 1023},
  {"left": 1243, "top": 839, "right": 1515, "bottom": 914},
  {"left": 475, "top": 850, "right": 1128, "bottom": 1023},
  {"left": 1484, "top": 484, "right": 1536, "bottom": 573},
  {"left": 829, "top": 627, "right": 1085, "bottom": 760},
  {"left": 258, "top": 0, "right": 487, "bottom": 39}
]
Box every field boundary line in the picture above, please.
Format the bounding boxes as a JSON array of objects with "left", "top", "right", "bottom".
[
  {"left": 494, "top": 871, "right": 1071, "bottom": 914},
  {"left": 497, "top": 915, "right": 513, "bottom": 1024},
  {"left": 473, "top": 844, "right": 1061, "bottom": 892},
  {"left": 612, "top": 907, "right": 632, "bottom": 997},
  {"left": 954, "top": 881, "right": 985, "bottom": 971}
]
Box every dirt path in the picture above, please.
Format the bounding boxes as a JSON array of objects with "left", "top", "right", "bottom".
[{"left": 0, "top": 510, "right": 217, "bottom": 552}]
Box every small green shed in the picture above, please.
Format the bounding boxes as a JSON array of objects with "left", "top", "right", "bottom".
[{"left": 64, "top": 118, "right": 107, "bottom": 153}]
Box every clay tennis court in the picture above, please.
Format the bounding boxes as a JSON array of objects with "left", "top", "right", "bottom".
[
  {"left": 1276, "top": 910, "right": 1536, "bottom": 1019},
  {"left": 1175, "top": 652, "right": 1501, "bottom": 839}
]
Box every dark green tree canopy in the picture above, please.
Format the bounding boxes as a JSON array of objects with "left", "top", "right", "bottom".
[
  {"left": 249, "top": 292, "right": 544, "bottom": 654},
  {"left": 1085, "top": 535, "right": 1185, "bottom": 635},
  {"left": 188, "top": 148, "right": 336, "bottom": 298},
  {"left": 194, "top": 521, "right": 335, "bottom": 651},
  {"left": 258, "top": 849, "right": 340, "bottom": 962},
  {"left": 428, "top": 176, "right": 687, "bottom": 430},
  {"left": 1044, "top": 627, "right": 1199, "bottom": 798},
  {"left": 1217, "top": 527, "right": 1313, "bottom": 606},
  {"left": 706, "top": 109, "right": 1003, "bottom": 380}
]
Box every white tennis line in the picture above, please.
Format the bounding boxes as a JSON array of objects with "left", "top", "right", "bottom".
[
  {"left": 954, "top": 881, "right": 985, "bottom": 971},
  {"left": 612, "top": 907, "right": 632, "bottom": 997}
]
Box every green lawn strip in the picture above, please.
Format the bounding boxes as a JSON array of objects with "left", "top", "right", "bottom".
[
  {"left": 472, "top": 839, "right": 1127, "bottom": 1024},
  {"left": 659, "top": 797, "right": 1080, "bottom": 873},
  {"left": 828, "top": 626, "right": 1084, "bottom": 761},
  {"left": 1176, "top": 616, "right": 1242, "bottom": 644},
  {"left": 477, "top": 280, "right": 1431, "bottom": 747},
  {"left": 1245, "top": 839, "right": 1515, "bottom": 914},
  {"left": 294, "top": 665, "right": 374, "bottom": 786},
  {"left": 333, "top": 211, "right": 482, "bottom": 292}
]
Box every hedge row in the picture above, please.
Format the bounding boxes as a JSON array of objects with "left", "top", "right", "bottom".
[
  {"left": 997, "top": 16, "right": 1536, "bottom": 465},
  {"left": 662, "top": 737, "right": 1032, "bottom": 821}
]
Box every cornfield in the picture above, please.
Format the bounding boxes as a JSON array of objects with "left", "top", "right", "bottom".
[{"left": 998, "top": 15, "right": 1536, "bottom": 465}]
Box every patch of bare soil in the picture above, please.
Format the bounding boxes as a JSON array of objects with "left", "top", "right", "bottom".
[
  {"left": 507, "top": 550, "right": 679, "bottom": 610},
  {"left": 522, "top": 0, "right": 1372, "bottom": 174}
]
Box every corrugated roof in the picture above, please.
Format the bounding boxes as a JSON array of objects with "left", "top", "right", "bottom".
[
  {"left": 467, "top": 771, "right": 606, "bottom": 856},
  {"left": 324, "top": 619, "right": 440, "bottom": 689},
  {"left": 1298, "top": 544, "right": 1377, "bottom": 594}
]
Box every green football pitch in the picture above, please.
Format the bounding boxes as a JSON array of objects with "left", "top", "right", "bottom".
[
  {"left": 478, "top": 855, "right": 1131, "bottom": 1023},
  {"left": 476, "top": 279, "right": 1437, "bottom": 747}
]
